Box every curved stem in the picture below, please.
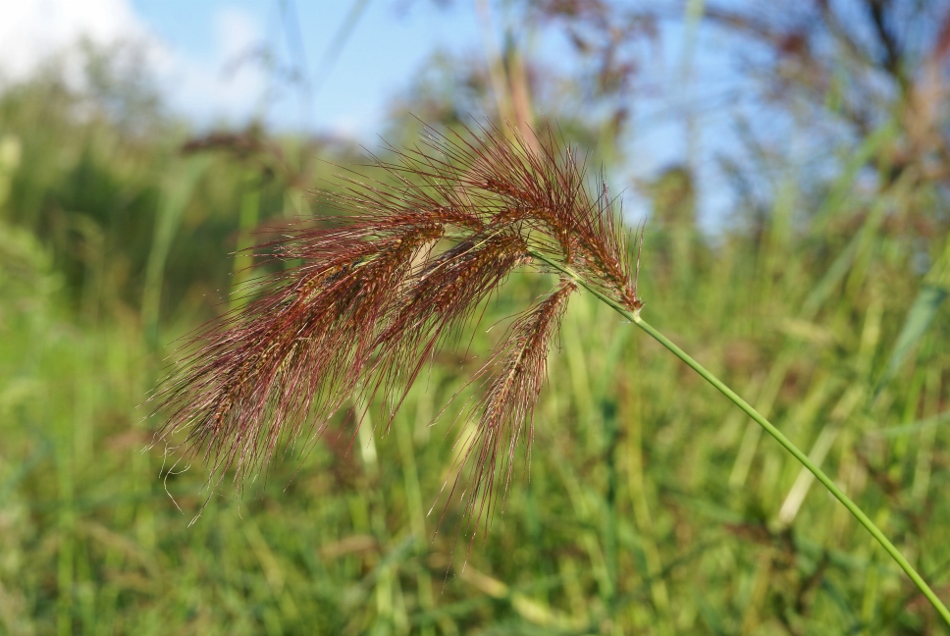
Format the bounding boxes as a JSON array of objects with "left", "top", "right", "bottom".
[
  {"left": 528, "top": 248, "right": 950, "bottom": 625},
  {"left": 634, "top": 318, "right": 950, "bottom": 624}
]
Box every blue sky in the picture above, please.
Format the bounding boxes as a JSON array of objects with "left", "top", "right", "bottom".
[
  {"left": 130, "top": 1, "right": 485, "bottom": 135},
  {"left": 131, "top": 0, "right": 484, "bottom": 135},
  {"left": 0, "top": 0, "right": 484, "bottom": 137}
]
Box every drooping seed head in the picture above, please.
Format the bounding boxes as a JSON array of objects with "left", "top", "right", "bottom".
[{"left": 150, "top": 121, "right": 643, "bottom": 544}]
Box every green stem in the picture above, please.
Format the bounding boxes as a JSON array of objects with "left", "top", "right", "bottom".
[{"left": 528, "top": 248, "right": 950, "bottom": 625}]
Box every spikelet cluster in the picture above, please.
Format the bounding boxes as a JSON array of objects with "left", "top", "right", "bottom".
[{"left": 152, "top": 123, "right": 643, "bottom": 533}]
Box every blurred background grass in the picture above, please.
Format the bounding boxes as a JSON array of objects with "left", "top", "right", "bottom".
[{"left": 1, "top": 1, "right": 950, "bottom": 634}]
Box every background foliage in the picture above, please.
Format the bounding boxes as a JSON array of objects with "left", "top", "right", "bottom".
[{"left": 1, "top": 1, "right": 949, "bottom": 634}]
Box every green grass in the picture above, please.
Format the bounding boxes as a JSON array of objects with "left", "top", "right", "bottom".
[
  {"left": 3, "top": 214, "right": 949, "bottom": 633},
  {"left": 1, "top": 65, "right": 949, "bottom": 634}
]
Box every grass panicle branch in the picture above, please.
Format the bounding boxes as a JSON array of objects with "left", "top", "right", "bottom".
[{"left": 445, "top": 278, "right": 576, "bottom": 548}]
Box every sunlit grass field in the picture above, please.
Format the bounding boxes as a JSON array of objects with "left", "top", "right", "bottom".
[{"left": 1, "top": 65, "right": 949, "bottom": 634}]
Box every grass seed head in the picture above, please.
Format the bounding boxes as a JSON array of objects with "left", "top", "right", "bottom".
[{"left": 151, "top": 121, "right": 643, "bottom": 543}]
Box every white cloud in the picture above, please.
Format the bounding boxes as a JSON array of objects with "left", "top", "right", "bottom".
[
  {"left": 0, "top": 0, "right": 267, "bottom": 126},
  {"left": 152, "top": 6, "right": 268, "bottom": 125},
  {"left": 216, "top": 6, "right": 260, "bottom": 59},
  {"left": 0, "top": 0, "right": 147, "bottom": 80}
]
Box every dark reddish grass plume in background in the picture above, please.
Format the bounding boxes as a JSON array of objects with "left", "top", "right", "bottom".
[{"left": 150, "top": 122, "right": 642, "bottom": 541}]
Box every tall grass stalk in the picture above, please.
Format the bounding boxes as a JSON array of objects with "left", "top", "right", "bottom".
[{"left": 151, "top": 123, "right": 950, "bottom": 625}]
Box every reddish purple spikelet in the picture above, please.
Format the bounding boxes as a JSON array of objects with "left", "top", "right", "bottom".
[
  {"left": 151, "top": 122, "right": 643, "bottom": 535},
  {"left": 444, "top": 278, "right": 576, "bottom": 551}
]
